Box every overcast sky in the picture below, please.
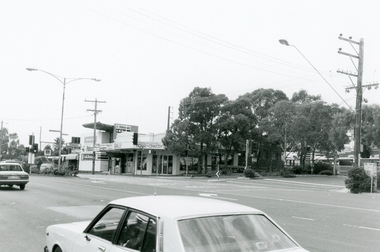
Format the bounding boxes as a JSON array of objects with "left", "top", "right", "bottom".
[{"left": 1, "top": 0, "right": 379, "bottom": 147}]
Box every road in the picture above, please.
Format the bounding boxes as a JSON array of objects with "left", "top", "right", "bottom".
[{"left": 1, "top": 174, "right": 379, "bottom": 251}]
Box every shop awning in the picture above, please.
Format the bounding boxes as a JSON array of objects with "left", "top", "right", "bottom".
[{"left": 82, "top": 122, "right": 114, "bottom": 132}]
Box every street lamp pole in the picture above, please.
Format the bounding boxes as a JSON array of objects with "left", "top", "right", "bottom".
[
  {"left": 278, "top": 39, "right": 352, "bottom": 110},
  {"left": 26, "top": 68, "right": 100, "bottom": 172}
]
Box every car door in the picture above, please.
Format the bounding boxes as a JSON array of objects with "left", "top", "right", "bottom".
[
  {"left": 72, "top": 206, "right": 126, "bottom": 252},
  {"left": 109, "top": 210, "right": 158, "bottom": 252}
]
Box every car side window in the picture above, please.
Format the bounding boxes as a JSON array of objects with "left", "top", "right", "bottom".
[
  {"left": 117, "top": 211, "right": 157, "bottom": 252},
  {"left": 87, "top": 207, "right": 125, "bottom": 242}
]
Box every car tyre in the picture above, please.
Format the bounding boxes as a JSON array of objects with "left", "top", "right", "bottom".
[
  {"left": 53, "top": 246, "right": 63, "bottom": 252},
  {"left": 19, "top": 184, "right": 25, "bottom": 190}
]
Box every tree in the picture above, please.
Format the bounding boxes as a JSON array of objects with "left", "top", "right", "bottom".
[
  {"left": 0, "top": 127, "right": 9, "bottom": 160},
  {"left": 291, "top": 89, "right": 321, "bottom": 105},
  {"left": 361, "top": 104, "right": 380, "bottom": 155},
  {"left": 263, "top": 100, "right": 297, "bottom": 166},
  {"left": 327, "top": 108, "right": 352, "bottom": 173},
  {"left": 240, "top": 88, "right": 288, "bottom": 169},
  {"left": 166, "top": 87, "right": 227, "bottom": 173},
  {"left": 53, "top": 137, "right": 65, "bottom": 155},
  {"left": 293, "top": 101, "right": 333, "bottom": 168},
  {"left": 162, "top": 119, "right": 192, "bottom": 157},
  {"left": 216, "top": 98, "right": 256, "bottom": 170}
]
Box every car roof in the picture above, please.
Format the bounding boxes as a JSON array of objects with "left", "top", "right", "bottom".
[{"left": 110, "top": 195, "right": 262, "bottom": 219}]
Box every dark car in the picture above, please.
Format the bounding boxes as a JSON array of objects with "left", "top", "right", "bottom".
[{"left": 0, "top": 162, "right": 29, "bottom": 190}]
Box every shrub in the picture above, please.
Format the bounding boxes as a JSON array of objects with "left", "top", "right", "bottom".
[
  {"left": 345, "top": 168, "right": 371, "bottom": 193},
  {"left": 244, "top": 169, "right": 260, "bottom": 178},
  {"left": 291, "top": 165, "right": 303, "bottom": 174},
  {"left": 313, "top": 163, "right": 333, "bottom": 174},
  {"left": 281, "top": 169, "right": 296, "bottom": 178},
  {"left": 319, "top": 170, "right": 333, "bottom": 175}
]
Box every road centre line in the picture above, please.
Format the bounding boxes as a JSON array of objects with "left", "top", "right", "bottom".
[
  {"left": 358, "top": 226, "right": 380, "bottom": 232},
  {"left": 343, "top": 224, "right": 380, "bottom": 232},
  {"left": 292, "top": 216, "right": 315, "bottom": 221},
  {"left": 199, "top": 193, "right": 238, "bottom": 201}
]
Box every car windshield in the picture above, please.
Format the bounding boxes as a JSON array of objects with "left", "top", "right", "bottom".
[
  {"left": 178, "top": 214, "right": 298, "bottom": 252},
  {"left": 0, "top": 165, "right": 23, "bottom": 172}
]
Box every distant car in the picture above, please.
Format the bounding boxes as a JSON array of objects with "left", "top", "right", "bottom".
[
  {"left": 0, "top": 162, "right": 29, "bottom": 190},
  {"left": 40, "top": 163, "right": 58, "bottom": 174},
  {"left": 44, "top": 195, "right": 308, "bottom": 252}
]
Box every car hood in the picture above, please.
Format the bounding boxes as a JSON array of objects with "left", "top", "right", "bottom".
[
  {"left": 47, "top": 221, "right": 90, "bottom": 238},
  {"left": 48, "top": 220, "right": 91, "bottom": 234}
]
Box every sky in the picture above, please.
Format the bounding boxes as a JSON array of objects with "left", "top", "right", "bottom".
[{"left": 1, "top": 0, "right": 379, "bottom": 147}]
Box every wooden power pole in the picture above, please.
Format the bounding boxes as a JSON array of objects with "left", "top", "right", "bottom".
[
  {"left": 338, "top": 35, "right": 379, "bottom": 168},
  {"left": 85, "top": 98, "right": 106, "bottom": 174}
]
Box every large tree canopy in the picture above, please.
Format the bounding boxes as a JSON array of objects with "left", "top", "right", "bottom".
[{"left": 163, "top": 86, "right": 369, "bottom": 172}]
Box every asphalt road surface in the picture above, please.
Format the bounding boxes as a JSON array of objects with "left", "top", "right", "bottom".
[{"left": 1, "top": 174, "right": 379, "bottom": 251}]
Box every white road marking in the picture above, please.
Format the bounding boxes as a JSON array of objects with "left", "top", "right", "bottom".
[
  {"left": 292, "top": 216, "right": 315, "bottom": 221},
  {"left": 198, "top": 193, "right": 238, "bottom": 201},
  {"left": 344, "top": 224, "right": 380, "bottom": 232}
]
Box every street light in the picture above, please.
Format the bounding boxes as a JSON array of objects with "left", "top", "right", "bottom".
[
  {"left": 278, "top": 39, "right": 351, "bottom": 109},
  {"left": 26, "top": 68, "right": 100, "bottom": 172}
]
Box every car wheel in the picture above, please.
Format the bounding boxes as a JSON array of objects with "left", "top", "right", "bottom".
[
  {"left": 19, "top": 184, "right": 25, "bottom": 190},
  {"left": 53, "top": 246, "right": 62, "bottom": 252}
]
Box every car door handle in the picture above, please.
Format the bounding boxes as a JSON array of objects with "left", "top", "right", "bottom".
[{"left": 98, "top": 246, "right": 106, "bottom": 252}]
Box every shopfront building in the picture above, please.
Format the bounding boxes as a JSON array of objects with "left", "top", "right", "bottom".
[{"left": 78, "top": 122, "right": 181, "bottom": 175}]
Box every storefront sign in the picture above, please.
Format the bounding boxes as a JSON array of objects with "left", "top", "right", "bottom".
[
  {"left": 84, "top": 136, "right": 94, "bottom": 144},
  {"left": 139, "top": 142, "right": 165, "bottom": 150},
  {"left": 82, "top": 154, "right": 94, "bottom": 160}
]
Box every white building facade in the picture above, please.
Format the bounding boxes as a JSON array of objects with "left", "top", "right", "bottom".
[{"left": 78, "top": 122, "right": 182, "bottom": 175}]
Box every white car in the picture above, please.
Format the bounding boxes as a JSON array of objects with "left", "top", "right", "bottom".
[
  {"left": 0, "top": 162, "right": 29, "bottom": 190},
  {"left": 44, "top": 195, "right": 308, "bottom": 252}
]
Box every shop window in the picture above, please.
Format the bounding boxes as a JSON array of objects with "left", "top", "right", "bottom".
[
  {"left": 137, "top": 151, "right": 147, "bottom": 171},
  {"left": 168, "top": 156, "right": 173, "bottom": 174},
  {"left": 152, "top": 155, "right": 158, "bottom": 174},
  {"left": 155, "top": 155, "right": 174, "bottom": 174}
]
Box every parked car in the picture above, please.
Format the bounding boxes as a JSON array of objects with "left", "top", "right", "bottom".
[
  {"left": 44, "top": 195, "right": 308, "bottom": 252},
  {"left": 0, "top": 162, "right": 29, "bottom": 190},
  {"left": 40, "top": 163, "right": 58, "bottom": 174}
]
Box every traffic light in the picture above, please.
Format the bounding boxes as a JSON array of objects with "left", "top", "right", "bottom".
[
  {"left": 133, "top": 133, "right": 138, "bottom": 145},
  {"left": 71, "top": 137, "right": 80, "bottom": 144},
  {"left": 32, "top": 143, "right": 38, "bottom": 153},
  {"left": 25, "top": 147, "right": 30, "bottom": 153},
  {"left": 29, "top": 135, "right": 35, "bottom": 145}
]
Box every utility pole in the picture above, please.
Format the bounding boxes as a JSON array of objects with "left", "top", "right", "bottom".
[
  {"left": 337, "top": 35, "right": 379, "bottom": 168},
  {"left": 167, "top": 106, "right": 173, "bottom": 132},
  {"left": 85, "top": 98, "right": 106, "bottom": 174}
]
